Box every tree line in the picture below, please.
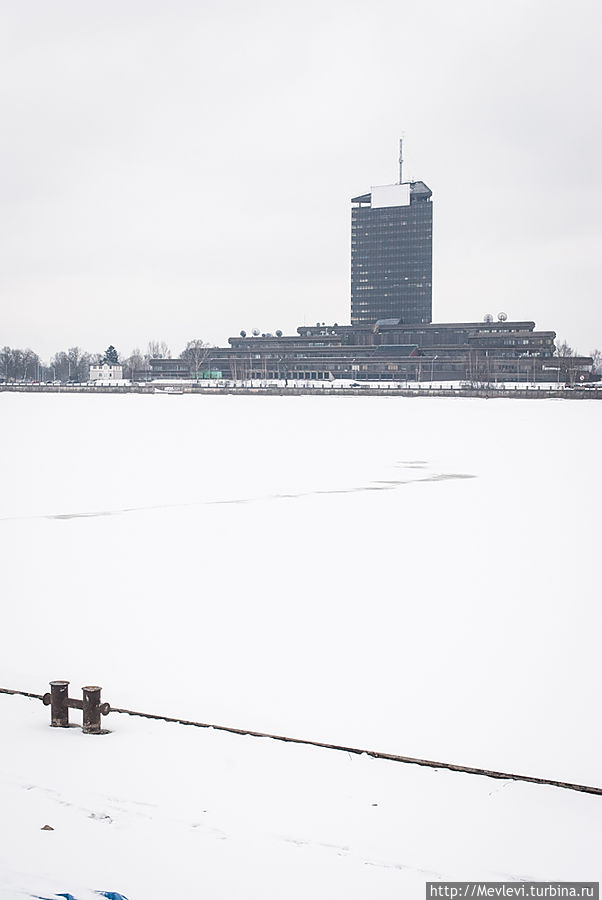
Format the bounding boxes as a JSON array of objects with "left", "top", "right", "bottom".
[{"left": 0, "top": 339, "right": 212, "bottom": 382}]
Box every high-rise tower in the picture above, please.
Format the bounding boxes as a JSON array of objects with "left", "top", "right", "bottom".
[{"left": 351, "top": 141, "right": 432, "bottom": 326}]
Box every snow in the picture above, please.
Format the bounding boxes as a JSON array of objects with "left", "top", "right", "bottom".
[
  {"left": 1, "top": 393, "right": 600, "bottom": 896},
  {"left": 2, "top": 695, "right": 601, "bottom": 899}
]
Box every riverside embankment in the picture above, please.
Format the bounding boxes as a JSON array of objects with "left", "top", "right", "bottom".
[{"left": 1, "top": 383, "right": 600, "bottom": 399}]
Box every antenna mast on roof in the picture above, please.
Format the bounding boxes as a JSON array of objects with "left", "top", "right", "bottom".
[{"left": 398, "top": 137, "right": 403, "bottom": 184}]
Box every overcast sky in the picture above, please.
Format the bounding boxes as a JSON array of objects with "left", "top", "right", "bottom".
[{"left": 1, "top": 0, "right": 601, "bottom": 359}]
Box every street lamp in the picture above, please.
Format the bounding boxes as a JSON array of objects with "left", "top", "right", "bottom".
[{"left": 430, "top": 355, "right": 438, "bottom": 382}]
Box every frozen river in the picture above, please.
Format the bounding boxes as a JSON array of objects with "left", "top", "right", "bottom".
[
  {"left": 1, "top": 392, "right": 601, "bottom": 897},
  {"left": 2, "top": 392, "right": 599, "bottom": 785}
]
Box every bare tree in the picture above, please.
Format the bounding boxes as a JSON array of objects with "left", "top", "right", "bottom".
[
  {"left": 555, "top": 339, "right": 575, "bottom": 357},
  {"left": 69, "top": 347, "right": 91, "bottom": 381},
  {"left": 180, "top": 339, "right": 212, "bottom": 378},
  {"left": 51, "top": 347, "right": 90, "bottom": 382},
  {"left": 465, "top": 349, "right": 492, "bottom": 387},
  {"left": 123, "top": 348, "right": 146, "bottom": 379},
  {"left": 22, "top": 348, "right": 40, "bottom": 381},
  {"left": 147, "top": 340, "right": 170, "bottom": 359},
  {"left": 1, "top": 346, "right": 11, "bottom": 380},
  {"left": 589, "top": 348, "right": 602, "bottom": 371},
  {"left": 50, "top": 351, "right": 68, "bottom": 381},
  {"left": 0, "top": 346, "right": 41, "bottom": 381}
]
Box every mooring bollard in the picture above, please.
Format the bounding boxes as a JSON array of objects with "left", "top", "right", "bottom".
[
  {"left": 82, "top": 685, "right": 110, "bottom": 734},
  {"left": 43, "top": 680, "right": 110, "bottom": 733},
  {"left": 45, "top": 680, "right": 70, "bottom": 727}
]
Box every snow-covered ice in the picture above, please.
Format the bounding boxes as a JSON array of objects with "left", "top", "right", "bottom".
[{"left": 1, "top": 393, "right": 600, "bottom": 896}]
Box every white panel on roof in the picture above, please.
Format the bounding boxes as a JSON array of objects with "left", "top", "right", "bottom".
[{"left": 371, "top": 183, "right": 411, "bottom": 208}]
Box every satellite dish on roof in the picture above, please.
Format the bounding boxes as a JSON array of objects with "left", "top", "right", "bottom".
[
  {"left": 239, "top": 330, "right": 246, "bottom": 338},
  {"left": 498, "top": 311, "right": 508, "bottom": 322},
  {"left": 275, "top": 330, "right": 283, "bottom": 338},
  {"left": 484, "top": 313, "right": 494, "bottom": 323},
  {"left": 252, "top": 328, "right": 260, "bottom": 336}
]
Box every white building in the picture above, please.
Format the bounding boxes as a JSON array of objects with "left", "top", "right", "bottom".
[{"left": 89, "top": 363, "right": 123, "bottom": 381}]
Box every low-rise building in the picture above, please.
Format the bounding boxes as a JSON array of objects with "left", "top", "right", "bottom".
[
  {"left": 134, "top": 322, "right": 594, "bottom": 385},
  {"left": 206, "top": 320, "right": 593, "bottom": 384},
  {"left": 89, "top": 363, "right": 123, "bottom": 381}
]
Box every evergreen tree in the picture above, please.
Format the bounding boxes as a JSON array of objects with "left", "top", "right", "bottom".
[{"left": 103, "top": 345, "right": 119, "bottom": 365}]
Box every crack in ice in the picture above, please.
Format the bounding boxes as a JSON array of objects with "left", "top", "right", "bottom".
[{"left": 0, "top": 473, "right": 476, "bottom": 523}]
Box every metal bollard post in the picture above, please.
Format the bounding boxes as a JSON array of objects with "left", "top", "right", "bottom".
[
  {"left": 82, "top": 686, "right": 102, "bottom": 734},
  {"left": 82, "top": 686, "right": 110, "bottom": 734},
  {"left": 46, "top": 680, "right": 70, "bottom": 727}
]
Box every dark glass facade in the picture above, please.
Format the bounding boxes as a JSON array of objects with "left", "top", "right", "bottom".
[{"left": 351, "top": 184, "right": 433, "bottom": 325}]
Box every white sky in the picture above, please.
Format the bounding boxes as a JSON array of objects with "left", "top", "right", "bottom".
[{"left": 1, "top": 0, "right": 601, "bottom": 359}]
